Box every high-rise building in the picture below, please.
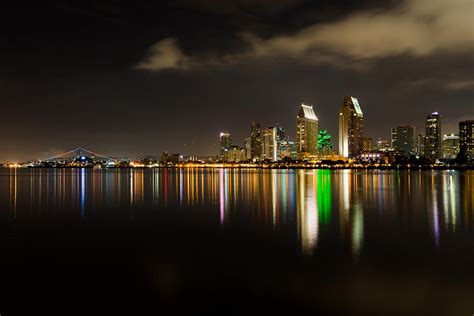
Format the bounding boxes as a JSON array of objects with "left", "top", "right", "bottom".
[
  {"left": 262, "top": 127, "right": 279, "bottom": 161},
  {"left": 219, "top": 132, "right": 232, "bottom": 159},
  {"left": 459, "top": 120, "right": 474, "bottom": 161},
  {"left": 250, "top": 121, "right": 262, "bottom": 160},
  {"left": 391, "top": 128, "right": 398, "bottom": 149},
  {"left": 244, "top": 137, "right": 252, "bottom": 160},
  {"left": 425, "top": 112, "right": 442, "bottom": 160},
  {"left": 339, "top": 96, "right": 364, "bottom": 158},
  {"left": 279, "top": 140, "right": 297, "bottom": 160},
  {"left": 417, "top": 134, "right": 426, "bottom": 157},
  {"left": 296, "top": 104, "right": 318, "bottom": 159},
  {"left": 442, "top": 134, "right": 460, "bottom": 160},
  {"left": 393, "top": 125, "right": 416, "bottom": 157}
]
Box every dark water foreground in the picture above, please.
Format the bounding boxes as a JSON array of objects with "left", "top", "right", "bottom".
[{"left": 0, "top": 168, "right": 472, "bottom": 315}]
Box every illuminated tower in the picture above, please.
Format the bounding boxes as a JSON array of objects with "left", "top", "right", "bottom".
[
  {"left": 219, "top": 132, "right": 231, "bottom": 159},
  {"left": 425, "top": 112, "right": 441, "bottom": 160},
  {"left": 250, "top": 121, "right": 262, "bottom": 160},
  {"left": 339, "top": 96, "right": 364, "bottom": 158},
  {"left": 459, "top": 120, "right": 474, "bottom": 161},
  {"left": 262, "top": 127, "right": 278, "bottom": 161},
  {"left": 296, "top": 104, "right": 318, "bottom": 159}
]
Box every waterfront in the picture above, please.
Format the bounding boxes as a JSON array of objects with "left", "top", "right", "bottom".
[{"left": 0, "top": 168, "right": 473, "bottom": 315}]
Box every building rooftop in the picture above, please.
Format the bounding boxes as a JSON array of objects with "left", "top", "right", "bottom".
[
  {"left": 350, "top": 97, "right": 363, "bottom": 116},
  {"left": 299, "top": 103, "right": 318, "bottom": 121}
]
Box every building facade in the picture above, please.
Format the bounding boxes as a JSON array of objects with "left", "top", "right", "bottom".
[
  {"left": 219, "top": 132, "right": 232, "bottom": 160},
  {"left": 339, "top": 96, "right": 364, "bottom": 158},
  {"left": 224, "top": 145, "right": 246, "bottom": 162},
  {"left": 417, "top": 134, "right": 426, "bottom": 157},
  {"left": 296, "top": 104, "right": 318, "bottom": 159},
  {"left": 244, "top": 137, "right": 252, "bottom": 160},
  {"left": 279, "top": 140, "right": 297, "bottom": 160},
  {"left": 459, "top": 120, "right": 474, "bottom": 161},
  {"left": 262, "top": 127, "right": 279, "bottom": 161},
  {"left": 362, "top": 137, "right": 373, "bottom": 152},
  {"left": 250, "top": 121, "right": 262, "bottom": 161},
  {"left": 425, "top": 112, "right": 442, "bottom": 160},
  {"left": 393, "top": 125, "right": 416, "bottom": 157},
  {"left": 442, "top": 134, "right": 460, "bottom": 160}
]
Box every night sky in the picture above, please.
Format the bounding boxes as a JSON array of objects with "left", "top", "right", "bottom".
[{"left": 0, "top": 0, "right": 472, "bottom": 161}]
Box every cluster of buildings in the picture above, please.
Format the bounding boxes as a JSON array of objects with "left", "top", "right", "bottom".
[
  {"left": 370, "top": 113, "right": 473, "bottom": 163},
  {"left": 219, "top": 96, "right": 473, "bottom": 165}
]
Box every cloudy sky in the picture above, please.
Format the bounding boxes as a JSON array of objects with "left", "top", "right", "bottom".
[{"left": 0, "top": 0, "right": 472, "bottom": 161}]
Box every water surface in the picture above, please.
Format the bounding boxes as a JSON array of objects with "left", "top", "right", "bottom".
[{"left": 0, "top": 168, "right": 473, "bottom": 315}]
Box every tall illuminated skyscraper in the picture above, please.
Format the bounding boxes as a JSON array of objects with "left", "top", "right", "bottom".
[
  {"left": 262, "top": 127, "right": 278, "bottom": 161},
  {"left": 459, "top": 120, "right": 474, "bottom": 161},
  {"left": 296, "top": 104, "right": 318, "bottom": 159},
  {"left": 425, "top": 112, "right": 441, "bottom": 160},
  {"left": 219, "top": 132, "right": 232, "bottom": 159},
  {"left": 250, "top": 121, "right": 262, "bottom": 160},
  {"left": 339, "top": 96, "right": 364, "bottom": 158}
]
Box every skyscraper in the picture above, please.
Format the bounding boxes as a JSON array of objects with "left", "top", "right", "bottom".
[
  {"left": 250, "top": 121, "right": 262, "bottom": 161},
  {"left": 393, "top": 125, "right": 416, "bottom": 157},
  {"left": 391, "top": 128, "right": 398, "bottom": 149},
  {"left": 417, "top": 134, "right": 426, "bottom": 157},
  {"left": 459, "top": 120, "right": 474, "bottom": 161},
  {"left": 262, "top": 127, "right": 278, "bottom": 161},
  {"left": 244, "top": 137, "right": 252, "bottom": 160},
  {"left": 339, "top": 96, "right": 364, "bottom": 158},
  {"left": 296, "top": 103, "right": 318, "bottom": 159},
  {"left": 442, "top": 134, "right": 460, "bottom": 160},
  {"left": 219, "top": 132, "right": 232, "bottom": 159},
  {"left": 425, "top": 112, "right": 441, "bottom": 160}
]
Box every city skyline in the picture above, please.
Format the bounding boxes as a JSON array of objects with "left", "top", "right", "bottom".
[
  {"left": 0, "top": 99, "right": 471, "bottom": 163},
  {"left": 0, "top": 1, "right": 472, "bottom": 161}
]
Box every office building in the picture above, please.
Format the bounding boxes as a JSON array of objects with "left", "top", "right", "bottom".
[
  {"left": 425, "top": 112, "right": 442, "bottom": 160},
  {"left": 442, "top": 134, "right": 460, "bottom": 160},
  {"left": 219, "top": 132, "right": 232, "bottom": 159},
  {"left": 362, "top": 137, "right": 373, "bottom": 152},
  {"left": 296, "top": 104, "right": 318, "bottom": 158},
  {"left": 279, "top": 140, "right": 297, "bottom": 160},
  {"left": 459, "top": 120, "right": 474, "bottom": 161},
  {"left": 393, "top": 125, "right": 416, "bottom": 157},
  {"left": 417, "top": 134, "right": 426, "bottom": 157},
  {"left": 391, "top": 128, "right": 398, "bottom": 149},
  {"left": 262, "top": 127, "right": 279, "bottom": 161},
  {"left": 250, "top": 121, "right": 262, "bottom": 160},
  {"left": 339, "top": 96, "right": 364, "bottom": 158},
  {"left": 244, "top": 137, "right": 252, "bottom": 160}
]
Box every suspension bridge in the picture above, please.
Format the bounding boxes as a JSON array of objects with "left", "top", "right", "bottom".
[{"left": 39, "top": 147, "right": 117, "bottom": 163}]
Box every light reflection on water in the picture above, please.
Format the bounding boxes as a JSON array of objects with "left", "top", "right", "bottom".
[
  {"left": 0, "top": 168, "right": 472, "bottom": 256},
  {"left": 0, "top": 169, "right": 474, "bottom": 254}
]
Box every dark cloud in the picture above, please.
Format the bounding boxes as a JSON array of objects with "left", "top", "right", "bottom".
[{"left": 137, "top": 0, "right": 474, "bottom": 71}]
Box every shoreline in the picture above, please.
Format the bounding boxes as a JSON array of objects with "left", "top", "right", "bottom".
[{"left": 1, "top": 165, "right": 472, "bottom": 171}]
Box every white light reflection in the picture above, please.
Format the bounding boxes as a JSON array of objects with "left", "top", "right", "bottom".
[
  {"left": 298, "top": 171, "right": 319, "bottom": 254},
  {"left": 351, "top": 204, "right": 364, "bottom": 260}
]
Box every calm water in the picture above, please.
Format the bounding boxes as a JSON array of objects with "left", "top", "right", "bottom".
[{"left": 0, "top": 168, "right": 473, "bottom": 315}]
